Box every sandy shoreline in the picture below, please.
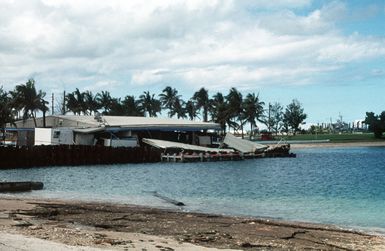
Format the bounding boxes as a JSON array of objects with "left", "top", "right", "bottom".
[
  {"left": 1, "top": 197, "right": 385, "bottom": 250},
  {"left": 289, "top": 141, "right": 385, "bottom": 149}
]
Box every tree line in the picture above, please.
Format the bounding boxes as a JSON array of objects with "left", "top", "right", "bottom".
[
  {"left": 364, "top": 112, "right": 385, "bottom": 138},
  {"left": 1, "top": 79, "right": 308, "bottom": 137}
]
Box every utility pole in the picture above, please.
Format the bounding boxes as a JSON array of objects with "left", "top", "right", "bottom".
[{"left": 51, "top": 93, "right": 54, "bottom": 115}]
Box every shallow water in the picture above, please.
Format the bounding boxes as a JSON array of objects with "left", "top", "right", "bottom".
[{"left": 1, "top": 146, "right": 385, "bottom": 233}]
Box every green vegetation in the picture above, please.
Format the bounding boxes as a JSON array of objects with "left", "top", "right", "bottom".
[
  {"left": 1, "top": 79, "right": 308, "bottom": 137},
  {"left": 2, "top": 79, "right": 384, "bottom": 144},
  {"left": 1, "top": 80, "right": 47, "bottom": 133},
  {"left": 0, "top": 87, "right": 16, "bottom": 141},
  {"left": 364, "top": 112, "right": 385, "bottom": 139},
  {"left": 285, "top": 133, "right": 382, "bottom": 143},
  {"left": 11, "top": 79, "right": 48, "bottom": 127},
  {"left": 282, "top": 99, "right": 307, "bottom": 135},
  {"left": 264, "top": 102, "right": 283, "bottom": 135}
]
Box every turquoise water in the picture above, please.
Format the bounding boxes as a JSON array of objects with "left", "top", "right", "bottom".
[{"left": 1, "top": 146, "right": 385, "bottom": 233}]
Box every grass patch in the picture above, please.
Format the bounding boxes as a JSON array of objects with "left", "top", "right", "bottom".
[{"left": 283, "top": 133, "right": 384, "bottom": 143}]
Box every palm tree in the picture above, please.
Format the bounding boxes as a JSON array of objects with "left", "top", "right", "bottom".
[
  {"left": 39, "top": 98, "right": 49, "bottom": 128},
  {"left": 96, "top": 91, "right": 113, "bottom": 115},
  {"left": 83, "top": 91, "right": 100, "bottom": 115},
  {"left": 210, "top": 92, "right": 231, "bottom": 133},
  {"left": 243, "top": 93, "right": 265, "bottom": 138},
  {"left": 107, "top": 98, "right": 124, "bottom": 116},
  {"left": 209, "top": 92, "right": 224, "bottom": 119},
  {"left": 185, "top": 100, "right": 198, "bottom": 121},
  {"left": 66, "top": 93, "right": 79, "bottom": 115},
  {"left": 0, "top": 87, "right": 16, "bottom": 142},
  {"left": 226, "top": 87, "right": 243, "bottom": 135},
  {"left": 66, "top": 88, "right": 98, "bottom": 115},
  {"left": 169, "top": 97, "right": 186, "bottom": 119},
  {"left": 11, "top": 79, "right": 47, "bottom": 127},
  {"left": 78, "top": 90, "right": 89, "bottom": 115},
  {"left": 192, "top": 87, "right": 210, "bottom": 122},
  {"left": 159, "top": 86, "right": 181, "bottom": 118},
  {"left": 121, "top": 95, "right": 144, "bottom": 116},
  {"left": 138, "top": 91, "right": 161, "bottom": 117},
  {"left": 66, "top": 88, "right": 84, "bottom": 115}
]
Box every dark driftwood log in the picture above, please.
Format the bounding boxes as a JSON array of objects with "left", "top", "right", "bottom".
[
  {"left": 0, "top": 181, "right": 44, "bottom": 192},
  {"left": 151, "top": 191, "right": 185, "bottom": 206}
]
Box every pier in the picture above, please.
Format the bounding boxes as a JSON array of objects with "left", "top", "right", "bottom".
[
  {"left": 160, "top": 151, "right": 294, "bottom": 163},
  {"left": 160, "top": 152, "right": 246, "bottom": 162}
]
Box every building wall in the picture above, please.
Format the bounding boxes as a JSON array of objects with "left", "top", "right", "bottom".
[
  {"left": 104, "top": 138, "right": 138, "bottom": 147},
  {"left": 75, "top": 134, "right": 94, "bottom": 145},
  {"left": 17, "top": 131, "right": 34, "bottom": 146},
  {"left": 54, "top": 128, "right": 74, "bottom": 145},
  {"left": 34, "top": 128, "right": 75, "bottom": 145},
  {"left": 11, "top": 116, "right": 96, "bottom": 129},
  {"left": 34, "top": 128, "right": 53, "bottom": 145}
]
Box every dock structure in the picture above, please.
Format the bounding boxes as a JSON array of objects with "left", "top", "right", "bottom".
[
  {"left": 158, "top": 150, "right": 291, "bottom": 163},
  {"left": 160, "top": 152, "right": 247, "bottom": 162},
  {"left": 143, "top": 138, "right": 245, "bottom": 162},
  {"left": 2, "top": 114, "right": 295, "bottom": 168},
  {"left": 143, "top": 136, "right": 293, "bottom": 163}
]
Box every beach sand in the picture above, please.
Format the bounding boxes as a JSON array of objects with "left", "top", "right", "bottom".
[{"left": 1, "top": 197, "right": 385, "bottom": 250}]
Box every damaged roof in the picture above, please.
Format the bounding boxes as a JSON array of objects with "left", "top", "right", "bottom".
[{"left": 11, "top": 115, "right": 221, "bottom": 132}]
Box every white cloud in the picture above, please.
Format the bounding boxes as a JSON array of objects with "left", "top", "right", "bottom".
[
  {"left": 242, "top": 0, "right": 312, "bottom": 9},
  {"left": 318, "top": 1, "right": 347, "bottom": 21},
  {"left": 371, "top": 68, "right": 384, "bottom": 76},
  {"left": 131, "top": 69, "right": 168, "bottom": 86},
  {"left": 82, "top": 80, "right": 121, "bottom": 93},
  {"left": 0, "top": 0, "right": 384, "bottom": 96},
  {"left": 317, "top": 36, "right": 385, "bottom": 63}
]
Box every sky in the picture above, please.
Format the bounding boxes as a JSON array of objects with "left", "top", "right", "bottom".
[{"left": 0, "top": 0, "right": 384, "bottom": 125}]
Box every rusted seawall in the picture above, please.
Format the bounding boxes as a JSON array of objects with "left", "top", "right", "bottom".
[{"left": 0, "top": 145, "right": 161, "bottom": 169}]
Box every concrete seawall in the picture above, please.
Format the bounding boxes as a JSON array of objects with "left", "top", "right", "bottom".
[{"left": 0, "top": 145, "right": 160, "bottom": 169}]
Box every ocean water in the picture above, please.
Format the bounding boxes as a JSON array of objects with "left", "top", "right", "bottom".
[{"left": 1, "top": 146, "right": 385, "bottom": 233}]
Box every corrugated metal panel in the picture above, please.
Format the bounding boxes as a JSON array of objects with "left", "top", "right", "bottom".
[
  {"left": 223, "top": 133, "right": 268, "bottom": 153},
  {"left": 11, "top": 115, "right": 221, "bottom": 131},
  {"left": 142, "top": 138, "right": 234, "bottom": 153},
  {"left": 60, "top": 115, "right": 220, "bottom": 130},
  {"left": 73, "top": 127, "right": 105, "bottom": 133},
  {"left": 57, "top": 115, "right": 220, "bottom": 129}
]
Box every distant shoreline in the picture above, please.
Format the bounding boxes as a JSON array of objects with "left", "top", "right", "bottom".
[
  {"left": 1, "top": 197, "right": 385, "bottom": 250},
  {"left": 289, "top": 141, "right": 385, "bottom": 149}
]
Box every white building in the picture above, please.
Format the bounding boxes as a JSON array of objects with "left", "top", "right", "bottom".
[{"left": 10, "top": 115, "right": 221, "bottom": 147}]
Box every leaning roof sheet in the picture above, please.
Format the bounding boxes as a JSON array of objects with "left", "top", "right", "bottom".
[
  {"left": 72, "top": 127, "right": 105, "bottom": 133},
  {"left": 223, "top": 133, "right": 268, "bottom": 153},
  {"left": 142, "top": 138, "right": 234, "bottom": 153},
  {"left": 55, "top": 115, "right": 220, "bottom": 130}
]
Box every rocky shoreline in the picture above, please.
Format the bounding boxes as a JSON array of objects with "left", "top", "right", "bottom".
[{"left": 1, "top": 197, "right": 385, "bottom": 250}]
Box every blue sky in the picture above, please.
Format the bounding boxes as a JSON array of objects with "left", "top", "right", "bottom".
[{"left": 0, "top": 0, "right": 384, "bottom": 126}]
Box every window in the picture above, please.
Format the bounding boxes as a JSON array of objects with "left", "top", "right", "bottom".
[{"left": 53, "top": 131, "right": 60, "bottom": 138}]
